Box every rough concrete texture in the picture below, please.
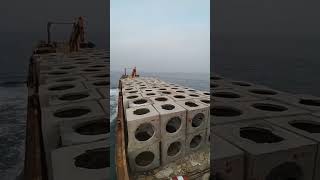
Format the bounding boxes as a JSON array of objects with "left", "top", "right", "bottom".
[
  {"left": 186, "top": 130, "right": 207, "bottom": 154},
  {"left": 149, "top": 95, "right": 175, "bottom": 105},
  {"left": 128, "top": 97, "right": 153, "bottom": 108},
  {"left": 161, "top": 135, "right": 186, "bottom": 165}
]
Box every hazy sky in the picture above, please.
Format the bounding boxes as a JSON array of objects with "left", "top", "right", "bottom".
[{"left": 110, "top": 0, "right": 210, "bottom": 74}]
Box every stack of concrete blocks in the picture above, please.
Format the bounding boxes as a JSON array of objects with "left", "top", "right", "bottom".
[
  {"left": 34, "top": 48, "right": 110, "bottom": 180},
  {"left": 123, "top": 77, "right": 210, "bottom": 172},
  {"left": 211, "top": 74, "right": 320, "bottom": 180}
]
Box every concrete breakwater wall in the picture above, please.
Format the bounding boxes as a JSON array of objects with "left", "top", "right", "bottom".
[{"left": 211, "top": 74, "right": 320, "bottom": 180}]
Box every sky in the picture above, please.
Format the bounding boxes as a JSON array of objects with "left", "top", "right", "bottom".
[
  {"left": 0, "top": 0, "right": 108, "bottom": 75},
  {"left": 110, "top": 0, "right": 210, "bottom": 74}
]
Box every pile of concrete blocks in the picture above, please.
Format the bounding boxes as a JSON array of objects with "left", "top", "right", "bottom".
[
  {"left": 211, "top": 74, "right": 320, "bottom": 180},
  {"left": 122, "top": 77, "right": 210, "bottom": 172},
  {"left": 34, "top": 48, "right": 109, "bottom": 180}
]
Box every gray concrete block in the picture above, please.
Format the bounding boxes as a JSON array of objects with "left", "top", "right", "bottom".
[
  {"left": 51, "top": 140, "right": 109, "bottom": 180},
  {"left": 186, "top": 130, "right": 206, "bottom": 153},
  {"left": 128, "top": 142, "right": 160, "bottom": 172},
  {"left": 177, "top": 100, "right": 209, "bottom": 134},
  {"left": 212, "top": 89, "right": 261, "bottom": 102},
  {"left": 123, "top": 93, "right": 142, "bottom": 109},
  {"left": 59, "top": 115, "right": 109, "bottom": 146},
  {"left": 161, "top": 136, "right": 186, "bottom": 165},
  {"left": 39, "top": 81, "right": 87, "bottom": 96},
  {"left": 153, "top": 101, "right": 187, "bottom": 139},
  {"left": 141, "top": 91, "right": 162, "bottom": 98},
  {"left": 128, "top": 97, "right": 152, "bottom": 108},
  {"left": 213, "top": 120, "right": 317, "bottom": 180},
  {"left": 126, "top": 105, "right": 160, "bottom": 149}
]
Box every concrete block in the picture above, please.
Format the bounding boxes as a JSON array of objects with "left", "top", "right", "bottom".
[
  {"left": 128, "top": 97, "right": 152, "bottom": 108},
  {"left": 97, "top": 87, "right": 108, "bottom": 99},
  {"left": 158, "top": 90, "right": 175, "bottom": 96},
  {"left": 83, "top": 72, "right": 109, "bottom": 81},
  {"left": 59, "top": 115, "right": 109, "bottom": 146},
  {"left": 126, "top": 105, "right": 160, "bottom": 149},
  {"left": 80, "top": 66, "right": 106, "bottom": 74},
  {"left": 213, "top": 120, "right": 317, "bottom": 180},
  {"left": 128, "top": 142, "right": 160, "bottom": 172},
  {"left": 153, "top": 102, "right": 187, "bottom": 139},
  {"left": 41, "top": 75, "right": 86, "bottom": 85},
  {"left": 40, "top": 89, "right": 102, "bottom": 107},
  {"left": 211, "top": 134, "right": 244, "bottom": 180},
  {"left": 99, "top": 99, "right": 109, "bottom": 114},
  {"left": 177, "top": 100, "right": 209, "bottom": 134},
  {"left": 168, "top": 93, "right": 191, "bottom": 101},
  {"left": 265, "top": 114, "right": 320, "bottom": 180},
  {"left": 123, "top": 93, "right": 142, "bottom": 109},
  {"left": 51, "top": 140, "right": 109, "bottom": 180},
  {"left": 269, "top": 94, "right": 320, "bottom": 112},
  {"left": 161, "top": 136, "right": 186, "bottom": 165},
  {"left": 186, "top": 130, "right": 206, "bottom": 153}
]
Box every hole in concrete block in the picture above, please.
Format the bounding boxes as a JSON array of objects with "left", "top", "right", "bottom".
[
  {"left": 90, "top": 65, "right": 105, "bottom": 68},
  {"left": 135, "top": 123, "right": 154, "bottom": 141},
  {"left": 232, "top": 81, "right": 251, "bottom": 86},
  {"left": 161, "top": 104, "right": 175, "bottom": 110},
  {"left": 155, "top": 97, "right": 168, "bottom": 102},
  {"left": 203, "top": 92, "right": 210, "bottom": 95},
  {"left": 176, "top": 90, "right": 185, "bottom": 93},
  {"left": 146, "top": 93, "right": 156, "bottom": 96},
  {"left": 249, "top": 89, "right": 277, "bottom": 95},
  {"left": 128, "top": 90, "right": 138, "bottom": 94},
  {"left": 211, "top": 76, "right": 222, "bottom": 80},
  {"left": 185, "top": 101, "right": 199, "bottom": 107},
  {"left": 211, "top": 106, "right": 242, "bottom": 116},
  {"left": 54, "top": 108, "right": 91, "bottom": 118},
  {"left": 189, "top": 94, "right": 199, "bottom": 97},
  {"left": 93, "top": 81, "right": 109, "bottom": 86},
  {"left": 159, "top": 88, "right": 166, "bottom": 90},
  {"left": 133, "top": 108, "right": 150, "bottom": 115},
  {"left": 135, "top": 151, "right": 155, "bottom": 167},
  {"left": 252, "top": 103, "right": 288, "bottom": 112},
  {"left": 188, "top": 90, "right": 196, "bottom": 92},
  {"left": 192, "top": 113, "right": 205, "bottom": 127},
  {"left": 190, "top": 135, "right": 202, "bottom": 149},
  {"left": 167, "top": 141, "right": 182, "bottom": 157},
  {"left": 166, "top": 117, "right": 181, "bottom": 133},
  {"left": 83, "top": 68, "right": 100, "bottom": 72},
  {"left": 75, "top": 118, "right": 109, "bottom": 135},
  {"left": 299, "top": 99, "right": 320, "bottom": 106},
  {"left": 75, "top": 57, "right": 88, "bottom": 61},
  {"left": 125, "top": 88, "right": 133, "bottom": 91},
  {"left": 162, "top": 91, "right": 171, "bottom": 94},
  {"left": 74, "top": 147, "right": 109, "bottom": 169},
  {"left": 289, "top": 121, "right": 320, "bottom": 133},
  {"left": 171, "top": 88, "right": 178, "bottom": 90},
  {"left": 266, "top": 162, "right": 302, "bottom": 180},
  {"left": 49, "top": 84, "right": 75, "bottom": 91},
  {"left": 59, "top": 66, "right": 76, "bottom": 70},
  {"left": 200, "top": 99, "right": 210, "bottom": 104},
  {"left": 213, "top": 92, "right": 241, "bottom": 98},
  {"left": 59, "top": 93, "right": 89, "bottom": 101},
  {"left": 127, "top": 95, "right": 138, "bottom": 99},
  {"left": 145, "top": 89, "right": 152, "bottom": 92},
  {"left": 93, "top": 74, "right": 109, "bottom": 78},
  {"left": 133, "top": 99, "right": 148, "bottom": 104},
  {"left": 240, "top": 127, "right": 284, "bottom": 143},
  {"left": 174, "top": 95, "right": 186, "bottom": 99}
]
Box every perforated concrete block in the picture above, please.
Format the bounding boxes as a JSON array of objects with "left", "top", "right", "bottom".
[
  {"left": 128, "top": 142, "right": 160, "bottom": 172},
  {"left": 83, "top": 72, "right": 109, "bottom": 81},
  {"left": 158, "top": 89, "right": 175, "bottom": 96},
  {"left": 123, "top": 88, "right": 141, "bottom": 95},
  {"left": 265, "top": 114, "right": 320, "bottom": 180},
  {"left": 60, "top": 115, "right": 109, "bottom": 146},
  {"left": 51, "top": 140, "right": 109, "bottom": 180},
  {"left": 211, "top": 134, "right": 244, "bottom": 180},
  {"left": 168, "top": 93, "right": 191, "bottom": 101},
  {"left": 177, "top": 100, "right": 209, "bottom": 134},
  {"left": 126, "top": 105, "right": 160, "bottom": 149},
  {"left": 128, "top": 97, "right": 152, "bottom": 108},
  {"left": 123, "top": 93, "right": 142, "bottom": 109},
  {"left": 161, "top": 136, "right": 186, "bottom": 165},
  {"left": 211, "top": 100, "right": 308, "bottom": 125},
  {"left": 39, "top": 81, "right": 86, "bottom": 96},
  {"left": 210, "top": 79, "right": 232, "bottom": 90},
  {"left": 237, "top": 85, "right": 295, "bottom": 101},
  {"left": 40, "top": 89, "right": 102, "bottom": 107},
  {"left": 212, "top": 89, "right": 261, "bottom": 102},
  {"left": 186, "top": 130, "right": 206, "bottom": 153},
  {"left": 213, "top": 120, "right": 317, "bottom": 180},
  {"left": 153, "top": 102, "right": 187, "bottom": 139},
  {"left": 80, "top": 66, "right": 106, "bottom": 74}
]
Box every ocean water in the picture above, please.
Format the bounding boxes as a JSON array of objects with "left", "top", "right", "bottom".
[{"left": 0, "top": 74, "right": 27, "bottom": 180}]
